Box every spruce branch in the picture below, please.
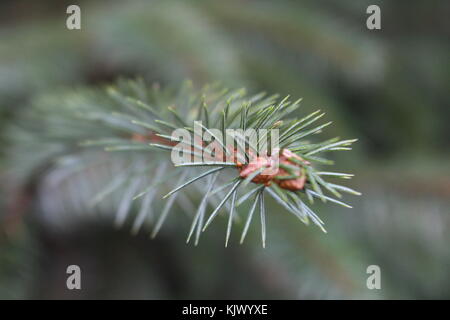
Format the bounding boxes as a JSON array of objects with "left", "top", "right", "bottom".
[{"left": 9, "top": 79, "right": 360, "bottom": 246}]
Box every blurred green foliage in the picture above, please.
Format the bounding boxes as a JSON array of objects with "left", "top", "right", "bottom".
[{"left": 0, "top": 0, "right": 449, "bottom": 299}]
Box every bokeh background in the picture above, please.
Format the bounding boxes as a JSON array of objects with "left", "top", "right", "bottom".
[{"left": 1, "top": 0, "right": 449, "bottom": 299}]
